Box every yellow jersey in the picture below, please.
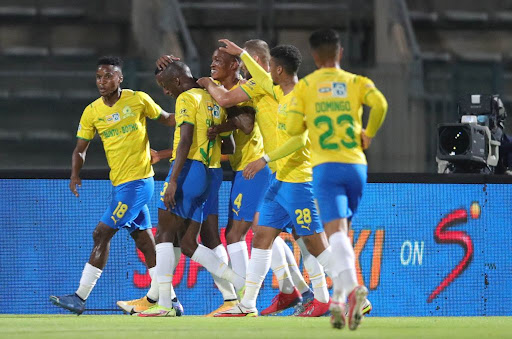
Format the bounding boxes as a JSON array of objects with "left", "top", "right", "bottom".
[
  {"left": 288, "top": 68, "right": 381, "bottom": 167},
  {"left": 227, "top": 82, "right": 265, "bottom": 172},
  {"left": 171, "top": 88, "right": 227, "bottom": 167},
  {"left": 274, "top": 90, "right": 313, "bottom": 183},
  {"left": 240, "top": 79, "right": 279, "bottom": 173},
  {"left": 76, "top": 89, "right": 161, "bottom": 186}
]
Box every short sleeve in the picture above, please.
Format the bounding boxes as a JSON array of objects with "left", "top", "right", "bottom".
[
  {"left": 175, "top": 92, "right": 197, "bottom": 127},
  {"left": 240, "top": 79, "right": 261, "bottom": 100},
  {"left": 76, "top": 105, "right": 96, "bottom": 141},
  {"left": 137, "top": 91, "right": 163, "bottom": 120},
  {"left": 358, "top": 76, "right": 377, "bottom": 104}
]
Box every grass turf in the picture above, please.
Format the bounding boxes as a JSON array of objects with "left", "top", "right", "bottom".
[{"left": 1, "top": 315, "right": 511, "bottom": 339}]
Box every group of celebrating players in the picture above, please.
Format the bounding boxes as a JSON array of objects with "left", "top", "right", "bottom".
[{"left": 49, "top": 28, "right": 387, "bottom": 330}]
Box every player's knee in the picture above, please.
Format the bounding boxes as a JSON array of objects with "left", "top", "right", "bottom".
[
  {"left": 92, "top": 227, "right": 110, "bottom": 246},
  {"left": 225, "top": 228, "right": 243, "bottom": 244}
]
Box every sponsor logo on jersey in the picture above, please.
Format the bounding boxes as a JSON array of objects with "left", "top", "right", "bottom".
[
  {"left": 317, "top": 82, "right": 347, "bottom": 98},
  {"left": 122, "top": 106, "right": 135, "bottom": 119},
  {"left": 106, "top": 112, "right": 121, "bottom": 124}
]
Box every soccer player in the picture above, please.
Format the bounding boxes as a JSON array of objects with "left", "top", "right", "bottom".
[
  {"left": 138, "top": 60, "right": 245, "bottom": 317},
  {"left": 198, "top": 40, "right": 321, "bottom": 316},
  {"left": 200, "top": 48, "right": 271, "bottom": 298},
  {"left": 213, "top": 40, "right": 333, "bottom": 319},
  {"left": 50, "top": 56, "right": 175, "bottom": 315},
  {"left": 286, "top": 29, "right": 387, "bottom": 329}
]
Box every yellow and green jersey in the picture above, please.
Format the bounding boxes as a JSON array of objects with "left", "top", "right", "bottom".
[
  {"left": 274, "top": 90, "right": 312, "bottom": 183},
  {"left": 288, "top": 68, "right": 385, "bottom": 167},
  {"left": 76, "top": 89, "right": 161, "bottom": 186},
  {"left": 172, "top": 88, "right": 228, "bottom": 167},
  {"left": 240, "top": 79, "right": 279, "bottom": 173},
  {"left": 227, "top": 81, "right": 265, "bottom": 172},
  {"left": 240, "top": 51, "right": 312, "bottom": 183}
]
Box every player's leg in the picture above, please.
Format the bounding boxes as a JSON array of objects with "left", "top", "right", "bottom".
[
  {"left": 226, "top": 167, "right": 271, "bottom": 279},
  {"left": 292, "top": 236, "right": 330, "bottom": 317},
  {"left": 49, "top": 178, "right": 158, "bottom": 314},
  {"left": 313, "top": 163, "right": 369, "bottom": 330},
  {"left": 49, "top": 221, "right": 117, "bottom": 314},
  {"left": 216, "top": 183, "right": 295, "bottom": 317},
  {"left": 201, "top": 168, "right": 238, "bottom": 316},
  {"left": 216, "top": 224, "right": 282, "bottom": 317}
]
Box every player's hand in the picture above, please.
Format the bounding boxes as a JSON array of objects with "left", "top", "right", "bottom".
[
  {"left": 208, "top": 126, "right": 219, "bottom": 141},
  {"left": 69, "top": 175, "right": 82, "bottom": 197},
  {"left": 150, "top": 149, "right": 160, "bottom": 164},
  {"left": 243, "top": 158, "right": 266, "bottom": 179},
  {"left": 196, "top": 77, "right": 215, "bottom": 89},
  {"left": 156, "top": 54, "right": 181, "bottom": 70},
  {"left": 361, "top": 129, "right": 372, "bottom": 150},
  {"left": 219, "top": 39, "right": 244, "bottom": 56},
  {"left": 163, "top": 180, "right": 178, "bottom": 210}
]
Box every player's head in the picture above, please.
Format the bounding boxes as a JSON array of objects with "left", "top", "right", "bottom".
[
  {"left": 96, "top": 56, "right": 123, "bottom": 97},
  {"left": 243, "top": 39, "right": 271, "bottom": 76},
  {"left": 155, "top": 60, "right": 194, "bottom": 98},
  {"left": 309, "top": 28, "right": 343, "bottom": 67},
  {"left": 210, "top": 48, "right": 241, "bottom": 81},
  {"left": 269, "top": 45, "right": 302, "bottom": 85}
]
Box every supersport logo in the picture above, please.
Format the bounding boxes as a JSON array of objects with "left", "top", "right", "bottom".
[{"left": 427, "top": 204, "right": 478, "bottom": 302}]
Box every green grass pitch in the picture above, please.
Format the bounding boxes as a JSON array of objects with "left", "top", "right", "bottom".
[{"left": 1, "top": 315, "right": 511, "bottom": 338}]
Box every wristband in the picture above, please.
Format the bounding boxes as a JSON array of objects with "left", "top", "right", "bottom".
[
  {"left": 263, "top": 154, "right": 270, "bottom": 163},
  {"left": 240, "top": 50, "right": 248, "bottom": 58}
]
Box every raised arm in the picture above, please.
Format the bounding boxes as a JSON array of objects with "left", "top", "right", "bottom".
[
  {"left": 219, "top": 39, "right": 275, "bottom": 97},
  {"left": 70, "top": 138, "right": 90, "bottom": 197}
]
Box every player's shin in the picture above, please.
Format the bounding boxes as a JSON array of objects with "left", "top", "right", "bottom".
[
  {"left": 271, "top": 237, "right": 295, "bottom": 294},
  {"left": 212, "top": 244, "right": 238, "bottom": 300},
  {"left": 191, "top": 244, "right": 245, "bottom": 290},
  {"left": 227, "top": 241, "right": 249, "bottom": 279},
  {"left": 75, "top": 262, "right": 102, "bottom": 300},
  {"left": 156, "top": 243, "right": 175, "bottom": 308},
  {"left": 146, "top": 267, "right": 158, "bottom": 302},
  {"left": 328, "top": 231, "right": 358, "bottom": 303},
  {"left": 241, "top": 248, "right": 272, "bottom": 309},
  {"left": 283, "top": 237, "right": 310, "bottom": 294},
  {"left": 303, "top": 255, "right": 329, "bottom": 304}
]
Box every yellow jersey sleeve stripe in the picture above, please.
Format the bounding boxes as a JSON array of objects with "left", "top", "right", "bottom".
[
  {"left": 177, "top": 121, "right": 195, "bottom": 127},
  {"left": 239, "top": 86, "right": 252, "bottom": 99},
  {"left": 149, "top": 111, "right": 162, "bottom": 120}
]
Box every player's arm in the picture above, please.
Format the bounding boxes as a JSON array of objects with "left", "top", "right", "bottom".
[
  {"left": 243, "top": 131, "right": 308, "bottom": 179},
  {"left": 361, "top": 82, "right": 388, "bottom": 149},
  {"left": 156, "top": 111, "right": 176, "bottom": 127},
  {"left": 229, "top": 106, "right": 255, "bottom": 134},
  {"left": 197, "top": 77, "right": 249, "bottom": 108},
  {"left": 70, "top": 138, "right": 90, "bottom": 197},
  {"left": 164, "top": 123, "right": 194, "bottom": 209},
  {"left": 219, "top": 39, "right": 275, "bottom": 96},
  {"left": 208, "top": 106, "right": 255, "bottom": 139},
  {"left": 150, "top": 148, "right": 173, "bottom": 164},
  {"left": 286, "top": 80, "right": 307, "bottom": 136}
]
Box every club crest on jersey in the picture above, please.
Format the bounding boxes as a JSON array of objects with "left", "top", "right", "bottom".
[
  {"left": 122, "top": 106, "right": 135, "bottom": 118},
  {"left": 317, "top": 82, "right": 347, "bottom": 98},
  {"left": 207, "top": 102, "right": 221, "bottom": 119},
  {"left": 105, "top": 112, "right": 121, "bottom": 124}
]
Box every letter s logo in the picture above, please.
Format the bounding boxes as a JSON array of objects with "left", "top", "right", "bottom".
[{"left": 427, "top": 209, "right": 474, "bottom": 302}]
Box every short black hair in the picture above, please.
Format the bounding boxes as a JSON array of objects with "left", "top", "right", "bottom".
[
  {"left": 309, "top": 28, "right": 340, "bottom": 49},
  {"left": 97, "top": 56, "right": 123, "bottom": 68},
  {"left": 157, "top": 60, "right": 192, "bottom": 82},
  {"left": 270, "top": 45, "right": 302, "bottom": 75}
]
